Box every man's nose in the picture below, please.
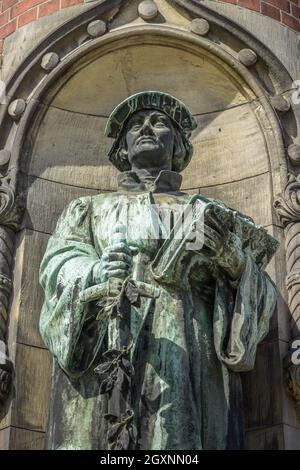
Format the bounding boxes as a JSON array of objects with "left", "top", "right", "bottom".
[{"left": 140, "top": 118, "right": 154, "bottom": 135}]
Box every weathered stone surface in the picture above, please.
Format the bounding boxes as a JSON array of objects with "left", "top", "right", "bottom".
[
  {"left": 22, "top": 175, "right": 101, "bottom": 234},
  {"left": 241, "top": 340, "right": 283, "bottom": 431},
  {"left": 14, "top": 230, "right": 50, "bottom": 349},
  {"left": 11, "top": 344, "right": 51, "bottom": 432},
  {"left": 284, "top": 425, "right": 300, "bottom": 450},
  {"left": 189, "top": 18, "right": 210, "bottom": 36},
  {"left": 23, "top": 104, "right": 118, "bottom": 190},
  {"left": 50, "top": 44, "right": 251, "bottom": 116},
  {"left": 138, "top": 1, "right": 158, "bottom": 20},
  {"left": 9, "top": 427, "right": 45, "bottom": 450},
  {"left": 238, "top": 48, "right": 258, "bottom": 66},
  {"left": 0, "top": 427, "right": 10, "bottom": 449},
  {"left": 87, "top": 20, "right": 107, "bottom": 38},
  {"left": 199, "top": 172, "right": 272, "bottom": 227},
  {"left": 183, "top": 104, "right": 270, "bottom": 189},
  {"left": 41, "top": 52, "right": 60, "bottom": 72},
  {"left": 245, "top": 425, "right": 284, "bottom": 450}
]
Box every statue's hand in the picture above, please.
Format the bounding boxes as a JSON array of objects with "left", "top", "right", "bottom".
[
  {"left": 93, "top": 243, "right": 139, "bottom": 283},
  {"left": 203, "top": 205, "right": 245, "bottom": 281}
]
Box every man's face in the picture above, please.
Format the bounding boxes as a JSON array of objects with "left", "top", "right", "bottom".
[{"left": 125, "top": 110, "right": 175, "bottom": 171}]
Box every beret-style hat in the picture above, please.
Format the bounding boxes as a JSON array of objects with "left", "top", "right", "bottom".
[
  {"left": 105, "top": 91, "right": 197, "bottom": 139},
  {"left": 105, "top": 91, "right": 197, "bottom": 172}
]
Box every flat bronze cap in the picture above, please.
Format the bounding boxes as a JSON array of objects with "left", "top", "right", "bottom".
[{"left": 105, "top": 91, "right": 197, "bottom": 139}]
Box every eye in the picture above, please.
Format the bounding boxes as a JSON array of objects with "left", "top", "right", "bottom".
[
  {"left": 130, "top": 123, "right": 142, "bottom": 131},
  {"left": 154, "top": 119, "right": 167, "bottom": 128}
]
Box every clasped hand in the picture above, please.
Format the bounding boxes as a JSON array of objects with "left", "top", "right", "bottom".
[{"left": 93, "top": 242, "right": 139, "bottom": 284}]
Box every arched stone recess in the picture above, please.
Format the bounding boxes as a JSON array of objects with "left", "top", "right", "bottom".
[{"left": 0, "top": 0, "right": 298, "bottom": 449}]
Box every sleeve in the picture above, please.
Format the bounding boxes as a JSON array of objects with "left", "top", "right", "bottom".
[
  {"left": 39, "top": 197, "right": 108, "bottom": 379},
  {"left": 213, "top": 252, "right": 277, "bottom": 372}
]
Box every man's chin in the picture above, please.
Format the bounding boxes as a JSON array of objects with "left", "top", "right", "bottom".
[{"left": 130, "top": 151, "right": 164, "bottom": 169}]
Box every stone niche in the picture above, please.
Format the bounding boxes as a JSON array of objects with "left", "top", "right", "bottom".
[{"left": 0, "top": 0, "right": 298, "bottom": 449}]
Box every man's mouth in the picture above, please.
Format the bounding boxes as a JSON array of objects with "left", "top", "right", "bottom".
[{"left": 137, "top": 137, "right": 157, "bottom": 144}]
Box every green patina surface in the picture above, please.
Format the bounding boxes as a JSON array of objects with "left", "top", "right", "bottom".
[
  {"left": 39, "top": 189, "right": 278, "bottom": 450},
  {"left": 39, "top": 91, "right": 278, "bottom": 450}
]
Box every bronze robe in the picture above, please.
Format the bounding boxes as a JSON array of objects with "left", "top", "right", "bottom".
[{"left": 39, "top": 170, "right": 277, "bottom": 450}]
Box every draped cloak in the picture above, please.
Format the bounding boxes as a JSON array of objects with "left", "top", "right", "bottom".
[{"left": 39, "top": 170, "right": 278, "bottom": 450}]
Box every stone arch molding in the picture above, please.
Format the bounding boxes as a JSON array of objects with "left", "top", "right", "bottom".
[{"left": 0, "top": 0, "right": 298, "bottom": 419}]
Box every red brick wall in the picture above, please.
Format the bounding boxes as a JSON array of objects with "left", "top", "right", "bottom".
[
  {"left": 0, "top": 0, "right": 299, "bottom": 67},
  {"left": 0, "top": 0, "right": 84, "bottom": 65},
  {"left": 222, "top": 0, "right": 300, "bottom": 32},
  {"left": 0, "top": 0, "right": 84, "bottom": 37}
]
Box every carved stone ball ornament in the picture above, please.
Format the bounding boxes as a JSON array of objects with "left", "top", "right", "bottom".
[
  {"left": 7, "top": 99, "right": 26, "bottom": 120},
  {"left": 87, "top": 20, "right": 107, "bottom": 38},
  {"left": 41, "top": 52, "right": 60, "bottom": 72},
  {"left": 138, "top": 1, "right": 158, "bottom": 21},
  {"left": 190, "top": 18, "right": 210, "bottom": 36},
  {"left": 238, "top": 48, "right": 258, "bottom": 67},
  {"left": 271, "top": 94, "right": 291, "bottom": 113},
  {"left": 288, "top": 144, "right": 300, "bottom": 166}
]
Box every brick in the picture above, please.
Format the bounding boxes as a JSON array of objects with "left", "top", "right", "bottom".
[
  {"left": 0, "top": 40, "right": 2, "bottom": 67},
  {"left": 0, "top": 9, "right": 9, "bottom": 26},
  {"left": 289, "top": 0, "right": 298, "bottom": 4},
  {"left": 282, "top": 11, "right": 300, "bottom": 30},
  {"left": 261, "top": 1, "right": 281, "bottom": 18},
  {"left": 0, "top": 18, "right": 16, "bottom": 38},
  {"left": 238, "top": 0, "right": 261, "bottom": 12},
  {"left": 18, "top": 6, "right": 37, "bottom": 27},
  {"left": 61, "top": 0, "right": 82, "bottom": 8},
  {"left": 291, "top": 3, "right": 300, "bottom": 18},
  {"left": 38, "top": 0, "right": 60, "bottom": 17},
  {"left": 2, "top": 0, "right": 17, "bottom": 11},
  {"left": 11, "top": 0, "right": 43, "bottom": 18},
  {"left": 264, "top": 0, "right": 290, "bottom": 12}
]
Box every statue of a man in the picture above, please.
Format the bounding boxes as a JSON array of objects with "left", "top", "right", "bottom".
[{"left": 39, "top": 91, "right": 278, "bottom": 450}]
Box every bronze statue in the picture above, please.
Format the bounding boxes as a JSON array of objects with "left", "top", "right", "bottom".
[{"left": 39, "top": 91, "right": 278, "bottom": 450}]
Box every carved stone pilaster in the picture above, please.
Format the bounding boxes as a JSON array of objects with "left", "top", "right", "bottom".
[
  {"left": 0, "top": 173, "right": 24, "bottom": 414},
  {"left": 274, "top": 173, "right": 300, "bottom": 418}
]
